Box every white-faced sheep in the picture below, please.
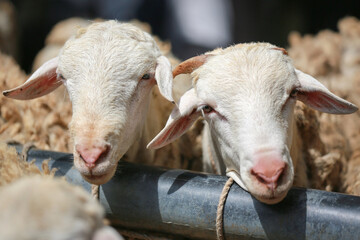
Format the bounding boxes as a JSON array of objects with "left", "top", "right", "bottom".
[
  {"left": 0, "top": 18, "right": 186, "bottom": 154},
  {"left": 148, "top": 42, "right": 358, "bottom": 204},
  {"left": 3, "top": 20, "right": 199, "bottom": 185},
  {"left": 0, "top": 143, "right": 123, "bottom": 240}
]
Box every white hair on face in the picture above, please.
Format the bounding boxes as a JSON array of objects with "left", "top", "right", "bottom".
[
  {"left": 2, "top": 20, "right": 197, "bottom": 186},
  {"left": 148, "top": 42, "right": 358, "bottom": 204}
]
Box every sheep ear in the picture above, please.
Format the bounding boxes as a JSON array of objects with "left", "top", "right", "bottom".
[
  {"left": 155, "top": 55, "right": 174, "bottom": 102},
  {"left": 296, "top": 69, "right": 358, "bottom": 114},
  {"left": 3, "top": 57, "right": 62, "bottom": 100},
  {"left": 147, "top": 88, "right": 202, "bottom": 149}
]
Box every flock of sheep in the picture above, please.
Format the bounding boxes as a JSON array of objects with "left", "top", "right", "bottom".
[{"left": 0, "top": 4, "right": 360, "bottom": 239}]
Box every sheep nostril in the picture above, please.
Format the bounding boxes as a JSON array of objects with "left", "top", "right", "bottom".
[
  {"left": 251, "top": 158, "right": 286, "bottom": 190},
  {"left": 76, "top": 143, "right": 110, "bottom": 169}
]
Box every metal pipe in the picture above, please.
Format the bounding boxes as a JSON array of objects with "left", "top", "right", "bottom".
[{"left": 15, "top": 145, "right": 360, "bottom": 240}]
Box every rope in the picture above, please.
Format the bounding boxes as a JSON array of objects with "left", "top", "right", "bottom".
[
  {"left": 205, "top": 135, "right": 233, "bottom": 239},
  {"left": 216, "top": 177, "right": 234, "bottom": 240},
  {"left": 91, "top": 184, "right": 99, "bottom": 200}
]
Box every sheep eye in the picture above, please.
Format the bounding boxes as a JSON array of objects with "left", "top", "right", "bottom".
[
  {"left": 141, "top": 73, "right": 151, "bottom": 80},
  {"left": 202, "top": 105, "right": 214, "bottom": 114},
  {"left": 290, "top": 89, "right": 298, "bottom": 98}
]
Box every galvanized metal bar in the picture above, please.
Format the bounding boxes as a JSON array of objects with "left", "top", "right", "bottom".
[{"left": 14, "top": 145, "right": 360, "bottom": 240}]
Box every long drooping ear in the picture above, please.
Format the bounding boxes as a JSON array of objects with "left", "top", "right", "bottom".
[
  {"left": 147, "top": 88, "right": 202, "bottom": 149},
  {"left": 155, "top": 56, "right": 174, "bottom": 102},
  {"left": 296, "top": 69, "right": 358, "bottom": 114},
  {"left": 3, "top": 57, "right": 62, "bottom": 100}
]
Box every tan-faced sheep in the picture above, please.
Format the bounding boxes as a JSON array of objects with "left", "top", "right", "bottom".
[
  {"left": 3, "top": 20, "right": 199, "bottom": 186},
  {"left": 288, "top": 16, "right": 360, "bottom": 195},
  {"left": 0, "top": 143, "right": 123, "bottom": 240},
  {"left": 148, "top": 42, "right": 357, "bottom": 204}
]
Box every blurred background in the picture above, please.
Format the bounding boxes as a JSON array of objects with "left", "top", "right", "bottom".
[{"left": 2, "top": 0, "right": 360, "bottom": 73}]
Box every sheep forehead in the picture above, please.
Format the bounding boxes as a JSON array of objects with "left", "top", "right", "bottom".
[
  {"left": 74, "top": 20, "right": 158, "bottom": 48},
  {"left": 59, "top": 21, "right": 160, "bottom": 81},
  {"left": 195, "top": 43, "right": 297, "bottom": 106}
]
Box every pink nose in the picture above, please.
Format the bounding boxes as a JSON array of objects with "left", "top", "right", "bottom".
[
  {"left": 251, "top": 157, "right": 286, "bottom": 190},
  {"left": 76, "top": 143, "right": 110, "bottom": 169}
]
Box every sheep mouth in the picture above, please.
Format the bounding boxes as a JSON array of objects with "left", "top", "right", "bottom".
[
  {"left": 226, "top": 170, "right": 290, "bottom": 204},
  {"left": 73, "top": 148, "right": 121, "bottom": 184},
  {"left": 78, "top": 161, "right": 117, "bottom": 185},
  {"left": 248, "top": 180, "right": 291, "bottom": 204},
  {"left": 77, "top": 148, "right": 110, "bottom": 168},
  {"left": 252, "top": 190, "right": 288, "bottom": 205}
]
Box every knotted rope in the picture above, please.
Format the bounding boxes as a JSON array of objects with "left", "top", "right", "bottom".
[
  {"left": 91, "top": 184, "right": 99, "bottom": 200},
  {"left": 216, "top": 177, "right": 234, "bottom": 240}
]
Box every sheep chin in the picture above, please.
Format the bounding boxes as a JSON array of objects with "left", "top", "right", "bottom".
[
  {"left": 252, "top": 190, "right": 288, "bottom": 205},
  {"left": 227, "top": 169, "right": 291, "bottom": 205},
  {"left": 73, "top": 153, "right": 118, "bottom": 185},
  {"left": 81, "top": 167, "right": 117, "bottom": 185}
]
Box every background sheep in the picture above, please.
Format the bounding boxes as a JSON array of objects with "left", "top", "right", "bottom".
[
  {"left": 288, "top": 16, "right": 360, "bottom": 194},
  {"left": 0, "top": 0, "right": 17, "bottom": 59},
  {"left": 0, "top": 143, "right": 123, "bottom": 240},
  {"left": 148, "top": 42, "right": 357, "bottom": 204},
  {"left": 3, "top": 20, "right": 200, "bottom": 186}
]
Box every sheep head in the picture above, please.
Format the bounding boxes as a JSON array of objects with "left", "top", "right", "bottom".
[
  {"left": 148, "top": 43, "right": 358, "bottom": 204},
  {"left": 3, "top": 21, "right": 174, "bottom": 185}
]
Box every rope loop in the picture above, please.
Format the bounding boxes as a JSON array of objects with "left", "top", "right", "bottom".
[{"left": 216, "top": 177, "right": 234, "bottom": 240}]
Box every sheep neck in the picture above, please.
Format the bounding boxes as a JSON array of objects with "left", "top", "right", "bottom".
[
  {"left": 125, "top": 86, "right": 173, "bottom": 165},
  {"left": 290, "top": 117, "right": 309, "bottom": 187},
  {"left": 202, "top": 122, "right": 227, "bottom": 175}
]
